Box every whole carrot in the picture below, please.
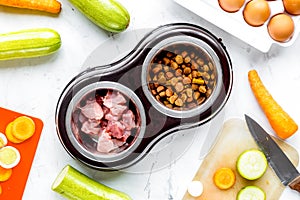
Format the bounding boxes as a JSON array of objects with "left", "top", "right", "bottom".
[
  {"left": 248, "top": 69, "right": 298, "bottom": 139},
  {"left": 0, "top": 0, "right": 61, "bottom": 14}
]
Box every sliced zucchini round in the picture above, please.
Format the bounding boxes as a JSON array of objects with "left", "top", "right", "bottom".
[
  {"left": 237, "top": 185, "right": 266, "bottom": 200},
  {"left": 237, "top": 149, "right": 268, "bottom": 180}
]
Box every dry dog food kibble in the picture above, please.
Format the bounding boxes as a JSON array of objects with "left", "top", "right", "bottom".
[{"left": 147, "top": 43, "right": 217, "bottom": 111}]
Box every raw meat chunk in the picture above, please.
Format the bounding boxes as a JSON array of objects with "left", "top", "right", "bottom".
[{"left": 81, "top": 100, "right": 103, "bottom": 120}]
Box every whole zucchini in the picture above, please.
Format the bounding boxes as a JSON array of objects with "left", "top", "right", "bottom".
[
  {"left": 52, "top": 165, "right": 132, "bottom": 200},
  {"left": 69, "top": 0, "right": 130, "bottom": 33},
  {"left": 0, "top": 28, "right": 61, "bottom": 61}
]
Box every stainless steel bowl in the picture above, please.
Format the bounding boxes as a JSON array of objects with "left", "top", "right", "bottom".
[
  {"left": 142, "top": 35, "right": 223, "bottom": 118},
  {"left": 64, "top": 82, "right": 146, "bottom": 164}
]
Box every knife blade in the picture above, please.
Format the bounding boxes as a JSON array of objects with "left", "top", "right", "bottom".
[{"left": 245, "top": 114, "right": 300, "bottom": 192}]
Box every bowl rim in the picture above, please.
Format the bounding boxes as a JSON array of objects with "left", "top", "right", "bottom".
[
  {"left": 141, "top": 35, "right": 223, "bottom": 118},
  {"left": 65, "top": 81, "right": 147, "bottom": 163}
]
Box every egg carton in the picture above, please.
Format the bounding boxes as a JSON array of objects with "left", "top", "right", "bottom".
[{"left": 174, "top": 0, "right": 300, "bottom": 52}]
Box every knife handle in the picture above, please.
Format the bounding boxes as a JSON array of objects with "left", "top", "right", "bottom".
[{"left": 289, "top": 176, "right": 300, "bottom": 193}]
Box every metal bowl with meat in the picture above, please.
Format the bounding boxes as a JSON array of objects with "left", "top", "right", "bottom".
[{"left": 60, "top": 82, "right": 146, "bottom": 168}]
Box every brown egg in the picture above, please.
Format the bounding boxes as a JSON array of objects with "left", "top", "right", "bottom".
[
  {"left": 267, "top": 13, "right": 295, "bottom": 42},
  {"left": 219, "top": 0, "right": 245, "bottom": 12},
  {"left": 283, "top": 0, "right": 300, "bottom": 15},
  {"left": 243, "top": 0, "right": 271, "bottom": 26}
]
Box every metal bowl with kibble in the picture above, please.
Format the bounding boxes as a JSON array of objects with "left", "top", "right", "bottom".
[{"left": 142, "top": 35, "right": 224, "bottom": 118}]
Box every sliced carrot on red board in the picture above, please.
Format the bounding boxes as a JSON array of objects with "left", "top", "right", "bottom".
[
  {"left": 5, "top": 116, "right": 36, "bottom": 143},
  {"left": 5, "top": 122, "right": 23, "bottom": 144},
  {"left": 0, "top": 166, "right": 12, "bottom": 182},
  {"left": 11, "top": 116, "right": 35, "bottom": 141}
]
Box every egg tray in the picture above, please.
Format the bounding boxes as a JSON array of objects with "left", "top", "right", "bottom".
[
  {"left": 174, "top": 0, "right": 300, "bottom": 52},
  {"left": 55, "top": 23, "right": 233, "bottom": 170}
]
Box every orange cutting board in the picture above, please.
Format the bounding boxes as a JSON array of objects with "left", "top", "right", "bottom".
[
  {"left": 182, "top": 118, "right": 299, "bottom": 200},
  {"left": 0, "top": 107, "right": 43, "bottom": 200}
]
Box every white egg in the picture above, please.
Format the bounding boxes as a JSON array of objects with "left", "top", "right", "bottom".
[{"left": 187, "top": 180, "right": 204, "bottom": 197}]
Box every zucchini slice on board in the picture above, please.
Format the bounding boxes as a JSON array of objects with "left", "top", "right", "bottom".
[
  {"left": 237, "top": 186, "right": 266, "bottom": 200},
  {"left": 236, "top": 149, "right": 268, "bottom": 180},
  {"left": 52, "top": 165, "right": 132, "bottom": 200}
]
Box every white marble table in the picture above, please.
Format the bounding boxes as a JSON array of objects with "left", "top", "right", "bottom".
[{"left": 0, "top": 0, "right": 300, "bottom": 199}]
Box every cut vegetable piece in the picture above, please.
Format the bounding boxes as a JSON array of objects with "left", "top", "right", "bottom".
[
  {"left": 5, "top": 122, "right": 24, "bottom": 144},
  {"left": 52, "top": 165, "right": 132, "bottom": 200},
  {"left": 11, "top": 116, "right": 35, "bottom": 141},
  {"left": 187, "top": 180, "right": 203, "bottom": 197},
  {"left": 0, "top": 166, "right": 12, "bottom": 182},
  {"left": 0, "top": 146, "right": 21, "bottom": 169},
  {"left": 0, "top": 133, "right": 7, "bottom": 148},
  {"left": 237, "top": 185, "right": 266, "bottom": 200},
  {"left": 237, "top": 149, "right": 267, "bottom": 180},
  {"left": 213, "top": 167, "right": 236, "bottom": 190}
]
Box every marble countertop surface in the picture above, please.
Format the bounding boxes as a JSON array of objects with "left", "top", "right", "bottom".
[{"left": 1, "top": 0, "right": 300, "bottom": 199}]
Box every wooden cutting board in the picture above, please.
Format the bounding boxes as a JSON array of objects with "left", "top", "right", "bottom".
[
  {"left": 0, "top": 107, "right": 43, "bottom": 199},
  {"left": 182, "top": 118, "right": 299, "bottom": 200}
]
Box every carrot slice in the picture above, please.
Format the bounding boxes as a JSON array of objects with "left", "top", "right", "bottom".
[
  {"left": 248, "top": 70, "right": 298, "bottom": 139},
  {"left": 11, "top": 116, "right": 35, "bottom": 141},
  {"left": 0, "top": 0, "right": 61, "bottom": 14},
  {"left": 0, "top": 166, "right": 12, "bottom": 182},
  {"left": 213, "top": 167, "right": 236, "bottom": 190},
  {"left": 5, "top": 122, "right": 24, "bottom": 144}
]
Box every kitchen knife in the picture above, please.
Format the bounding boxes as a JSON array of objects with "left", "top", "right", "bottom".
[{"left": 245, "top": 115, "right": 300, "bottom": 192}]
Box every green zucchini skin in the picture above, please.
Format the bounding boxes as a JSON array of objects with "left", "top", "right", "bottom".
[
  {"left": 0, "top": 28, "right": 61, "bottom": 61},
  {"left": 52, "top": 165, "right": 132, "bottom": 200},
  {"left": 69, "top": 0, "right": 130, "bottom": 33}
]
